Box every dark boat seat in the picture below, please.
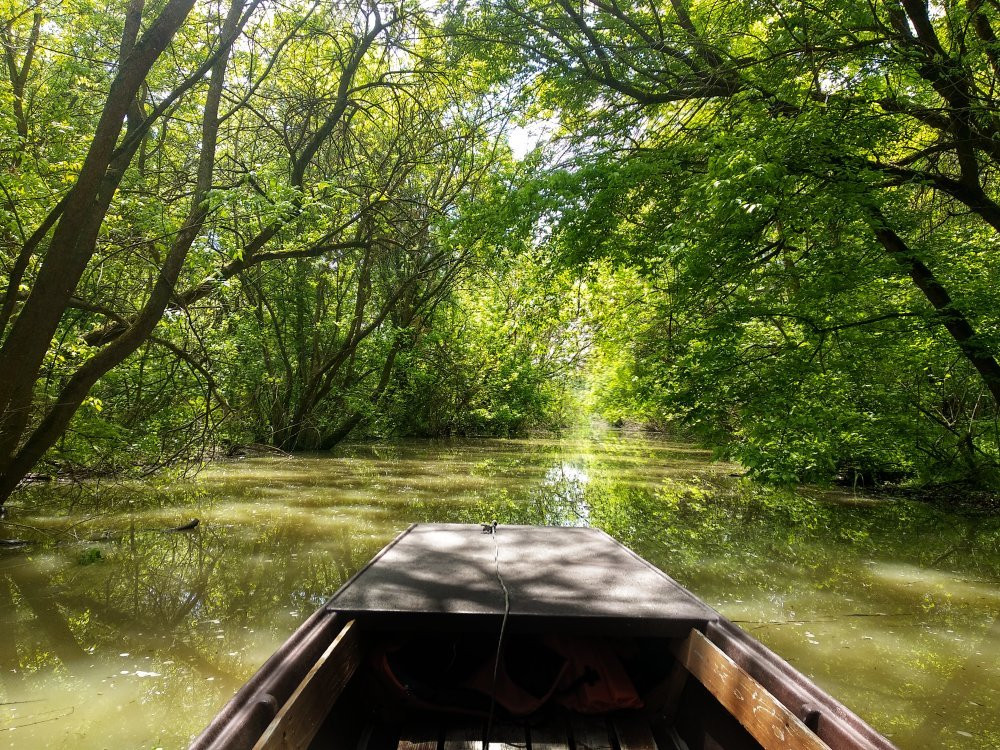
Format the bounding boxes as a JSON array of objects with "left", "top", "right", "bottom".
[{"left": 358, "top": 713, "right": 661, "bottom": 750}]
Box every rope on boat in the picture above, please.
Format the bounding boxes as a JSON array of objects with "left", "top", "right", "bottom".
[{"left": 483, "top": 520, "right": 510, "bottom": 750}]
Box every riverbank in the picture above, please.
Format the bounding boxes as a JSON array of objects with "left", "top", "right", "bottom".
[{"left": 12, "top": 424, "right": 1000, "bottom": 524}]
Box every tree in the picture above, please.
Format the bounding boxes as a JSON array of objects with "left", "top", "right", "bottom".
[
  {"left": 0, "top": 1, "right": 491, "bottom": 502},
  {"left": 463, "top": 0, "right": 1000, "bottom": 483},
  {"left": 384, "top": 243, "right": 590, "bottom": 436},
  {"left": 0, "top": 0, "right": 265, "bottom": 501},
  {"left": 225, "top": 80, "right": 506, "bottom": 450}
]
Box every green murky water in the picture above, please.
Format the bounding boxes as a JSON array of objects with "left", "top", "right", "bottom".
[{"left": 0, "top": 434, "right": 997, "bottom": 749}]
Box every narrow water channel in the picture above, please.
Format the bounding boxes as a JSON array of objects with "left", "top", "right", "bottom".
[{"left": 0, "top": 434, "right": 997, "bottom": 749}]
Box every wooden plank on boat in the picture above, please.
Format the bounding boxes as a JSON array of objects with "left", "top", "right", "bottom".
[
  {"left": 570, "top": 716, "right": 613, "bottom": 750},
  {"left": 443, "top": 723, "right": 482, "bottom": 750},
  {"left": 642, "top": 656, "right": 690, "bottom": 721},
  {"left": 486, "top": 721, "right": 525, "bottom": 750},
  {"left": 612, "top": 715, "right": 658, "bottom": 750},
  {"left": 528, "top": 717, "right": 569, "bottom": 750},
  {"left": 399, "top": 723, "right": 440, "bottom": 750},
  {"left": 327, "top": 524, "right": 716, "bottom": 636},
  {"left": 251, "top": 620, "right": 361, "bottom": 750},
  {"left": 672, "top": 628, "right": 831, "bottom": 750},
  {"left": 662, "top": 728, "right": 690, "bottom": 750},
  {"left": 361, "top": 722, "right": 401, "bottom": 750}
]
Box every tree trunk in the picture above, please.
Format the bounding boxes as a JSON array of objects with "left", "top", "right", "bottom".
[
  {"left": 873, "top": 224, "right": 1000, "bottom": 404},
  {"left": 0, "top": 0, "right": 244, "bottom": 504},
  {"left": 0, "top": 0, "right": 197, "bottom": 481},
  {"left": 320, "top": 339, "right": 404, "bottom": 450}
]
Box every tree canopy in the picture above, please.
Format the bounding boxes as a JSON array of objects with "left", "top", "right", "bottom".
[
  {"left": 3, "top": 0, "right": 1000, "bottom": 501},
  {"left": 463, "top": 0, "right": 1000, "bottom": 485}
]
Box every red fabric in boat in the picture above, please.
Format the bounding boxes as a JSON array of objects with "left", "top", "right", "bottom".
[
  {"left": 374, "top": 634, "right": 642, "bottom": 716},
  {"left": 546, "top": 635, "right": 643, "bottom": 713}
]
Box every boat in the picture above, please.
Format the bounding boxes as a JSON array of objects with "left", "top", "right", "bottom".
[{"left": 191, "top": 523, "right": 897, "bottom": 750}]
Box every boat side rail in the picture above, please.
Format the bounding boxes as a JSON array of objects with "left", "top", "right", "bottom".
[
  {"left": 251, "top": 620, "right": 361, "bottom": 750},
  {"left": 703, "top": 621, "right": 897, "bottom": 750},
  {"left": 189, "top": 609, "right": 348, "bottom": 750},
  {"left": 666, "top": 627, "right": 832, "bottom": 750}
]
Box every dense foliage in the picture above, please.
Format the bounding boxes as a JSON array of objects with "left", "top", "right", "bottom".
[
  {"left": 4, "top": 0, "right": 1000, "bottom": 499},
  {"left": 461, "top": 0, "right": 1000, "bottom": 487}
]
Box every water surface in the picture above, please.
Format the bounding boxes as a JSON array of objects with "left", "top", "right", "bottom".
[{"left": 0, "top": 435, "right": 997, "bottom": 748}]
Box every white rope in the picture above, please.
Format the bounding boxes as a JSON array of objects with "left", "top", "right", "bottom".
[{"left": 484, "top": 523, "right": 511, "bottom": 750}]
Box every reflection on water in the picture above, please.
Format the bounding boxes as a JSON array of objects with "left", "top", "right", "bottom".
[{"left": 0, "top": 434, "right": 998, "bottom": 749}]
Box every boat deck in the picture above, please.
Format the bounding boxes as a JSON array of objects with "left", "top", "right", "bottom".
[
  {"left": 360, "top": 713, "right": 673, "bottom": 750},
  {"left": 328, "top": 524, "right": 717, "bottom": 636}
]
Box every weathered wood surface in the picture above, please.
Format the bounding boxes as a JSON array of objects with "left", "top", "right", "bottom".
[
  {"left": 327, "top": 524, "right": 716, "bottom": 635},
  {"left": 388, "top": 717, "right": 661, "bottom": 750},
  {"left": 486, "top": 721, "right": 526, "bottom": 750},
  {"left": 571, "top": 716, "right": 613, "bottom": 750},
  {"left": 250, "top": 620, "right": 361, "bottom": 750},
  {"left": 643, "top": 654, "right": 690, "bottom": 722},
  {"left": 361, "top": 722, "right": 401, "bottom": 750},
  {"left": 613, "top": 715, "right": 659, "bottom": 750},
  {"left": 529, "top": 717, "right": 570, "bottom": 750},
  {"left": 673, "top": 628, "right": 832, "bottom": 750},
  {"left": 398, "top": 723, "right": 440, "bottom": 750},
  {"left": 443, "top": 723, "right": 483, "bottom": 750}
]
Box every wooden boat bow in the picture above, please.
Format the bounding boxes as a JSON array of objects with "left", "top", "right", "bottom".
[{"left": 191, "top": 524, "right": 897, "bottom": 750}]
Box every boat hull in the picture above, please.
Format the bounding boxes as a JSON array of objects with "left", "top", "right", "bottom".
[{"left": 191, "top": 524, "right": 897, "bottom": 750}]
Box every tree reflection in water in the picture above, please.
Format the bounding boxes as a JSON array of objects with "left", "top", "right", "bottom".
[{"left": 0, "top": 434, "right": 997, "bottom": 748}]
